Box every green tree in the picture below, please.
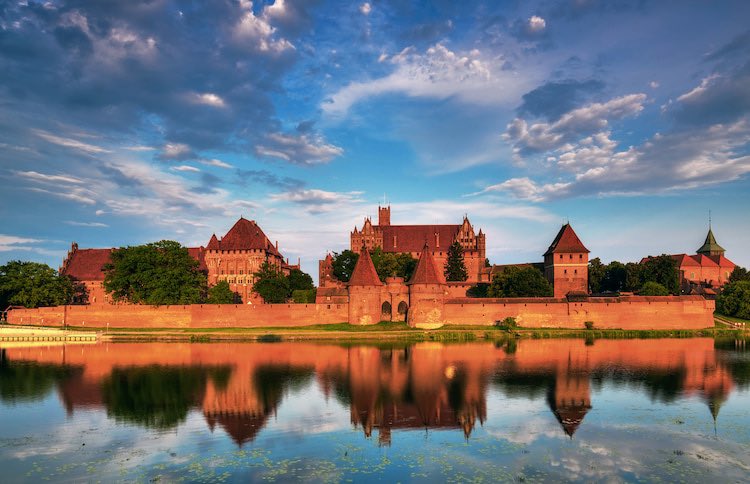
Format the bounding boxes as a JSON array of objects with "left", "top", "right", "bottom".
[
  {"left": 488, "top": 266, "right": 553, "bottom": 297},
  {"left": 716, "top": 281, "right": 750, "bottom": 320},
  {"left": 288, "top": 268, "right": 314, "bottom": 292},
  {"left": 103, "top": 240, "right": 206, "bottom": 305},
  {"left": 639, "top": 281, "right": 670, "bottom": 296},
  {"left": 331, "top": 250, "right": 359, "bottom": 282},
  {"left": 206, "top": 281, "right": 240, "bottom": 304},
  {"left": 624, "top": 262, "right": 643, "bottom": 292},
  {"left": 466, "top": 283, "right": 489, "bottom": 298},
  {"left": 0, "top": 261, "right": 76, "bottom": 309},
  {"left": 729, "top": 266, "right": 750, "bottom": 283},
  {"left": 588, "top": 257, "right": 606, "bottom": 293},
  {"left": 602, "top": 261, "right": 627, "bottom": 292},
  {"left": 444, "top": 241, "right": 468, "bottom": 282},
  {"left": 370, "top": 247, "right": 399, "bottom": 282},
  {"left": 394, "top": 253, "right": 418, "bottom": 281},
  {"left": 252, "top": 262, "right": 290, "bottom": 303},
  {"left": 641, "top": 255, "right": 680, "bottom": 295}
]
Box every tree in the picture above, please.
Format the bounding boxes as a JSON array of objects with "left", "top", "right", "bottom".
[
  {"left": 444, "top": 241, "right": 468, "bottom": 281},
  {"left": 488, "top": 266, "right": 553, "bottom": 297},
  {"left": 602, "top": 261, "right": 627, "bottom": 292},
  {"left": 252, "top": 262, "right": 290, "bottom": 303},
  {"left": 729, "top": 266, "right": 750, "bottom": 283},
  {"left": 466, "top": 283, "right": 489, "bottom": 298},
  {"left": 331, "top": 250, "right": 359, "bottom": 282},
  {"left": 624, "top": 262, "right": 643, "bottom": 292},
  {"left": 103, "top": 240, "right": 206, "bottom": 305},
  {"left": 292, "top": 289, "right": 317, "bottom": 303},
  {"left": 588, "top": 257, "right": 606, "bottom": 293},
  {"left": 716, "top": 281, "right": 750, "bottom": 320},
  {"left": 207, "top": 281, "right": 240, "bottom": 304},
  {"left": 639, "top": 281, "right": 670, "bottom": 296},
  {"left": 0, "top": 261, "right": 76, "bottom": 309},
  {"left": 288, "top": 268, "right": 314, "bottom": 292},
  {"left": 394, "top": 253, "right": 418, "bottom": 281},
  {"left": 371, "top": 247, "right": 399, "bottom": 282},
  {"left": 640, "top": 255, "right": 680, "bottom": 295}
]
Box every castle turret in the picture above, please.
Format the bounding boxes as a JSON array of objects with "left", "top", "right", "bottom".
[
  {"left": 378, "top": 205, "right": 391, "bottom": 226},
  {"left": 697, "top": 228, "right": 725, "bottom": 257},
  {"left": 347, "top": 247, "right": 383, "bottom": 325},
  {"left": 544, "top": 224, "right": 589, "bottom": 298},
  {"left": 407, "top": 244, "right": 447, "bottom": 329}
]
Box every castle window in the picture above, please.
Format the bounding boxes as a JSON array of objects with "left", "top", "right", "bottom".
[
  {"left": 579, "top": 254, "right": 583, "bottom": 259},
  {"left": 221, "top": 270, "right": 225, "bottom": 275},
  {"left": 691, "top": 272, "right": 695, "bottom": 279},
  {"left": 239, "top": 270, "right": 243, "bottom": 275},
  {"left": 569, "top": 254, "right": 573, "bottom": 260},
  {"left": 564, "top": 269, "right": 568, "bottom": 274},
  {"left": 559, "top": 255, "right": 563, "bottom": 260},
  {"left": 574, "top": 269, "right": 578, "bottom": 274}
]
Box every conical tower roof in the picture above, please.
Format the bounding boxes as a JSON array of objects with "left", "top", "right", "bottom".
[
  {"left": 697, "top": 228, "right": 725, "bottom": 255},
  {"left": 408, "top": 244, "right": 447, "bottom": 285},
  {"left": 206, "top": 234, "right": 220, "bottom": 250},
  {"left": 544, "top": 223, "right": 589, "bottom": 256},
  {"left": 348, "top": 247, "right": 382, "bottom": 286}
]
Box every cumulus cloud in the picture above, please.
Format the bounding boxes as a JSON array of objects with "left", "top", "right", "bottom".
[
  {"left": 323, "top": 43, "right": 529, "bottom": 116},
  {"left": 528, "top": 15, "right": 546, "bottom": 32},
  {"left": 158, "top": 143, "right": 196, "bottom": 161},
  {"left": 359, "top": 3, "right": 372, "bottom": 15},
  {"left": 232, "top": 1, "right": 295, "bottom": 53},
  {"left": 189, "top": 92, "right": 227, "bottom": 108}
]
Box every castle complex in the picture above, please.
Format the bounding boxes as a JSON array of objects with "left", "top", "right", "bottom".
[{"left": 16, "top": 202, "right": 728, "bottom": 330}]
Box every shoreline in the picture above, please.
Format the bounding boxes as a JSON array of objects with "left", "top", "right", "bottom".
[{"left": 3, "top": 321, "right": 747, "bottom": 343}]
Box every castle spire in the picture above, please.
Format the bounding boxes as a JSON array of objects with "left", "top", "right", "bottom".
[
  {"left": 408, "top": 243, "right": 446, "bottom": 285},
  {"left": 348, "top": 246, "right": 382, "bottom": 286}
]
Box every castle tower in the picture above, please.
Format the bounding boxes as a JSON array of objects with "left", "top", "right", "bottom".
[
  {"left": 407, "top": 244, "right": 447, "bottom": 329},
  {"left": 347, "top": 247, "right": 383, "bottom": 325},
  {"left": 543, "top": 224, "right": 590, "bottom": 298},
  {"left": 378, "top": 205, "right": 391, "bottom": 226}
]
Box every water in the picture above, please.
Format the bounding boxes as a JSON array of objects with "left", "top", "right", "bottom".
[{"left": 1, "top": 338, "right": 749, "bottom": 483}]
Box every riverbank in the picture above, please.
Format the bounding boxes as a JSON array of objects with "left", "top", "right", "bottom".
[{"left": 3, "top": 320, "right": 746, "bottom": 343}]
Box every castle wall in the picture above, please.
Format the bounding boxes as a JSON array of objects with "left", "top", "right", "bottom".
[
  {"left": 347, "top": 286, "right": 383, "bottom": 325},
  {"left": 7, "top": 303, "right": 349, "bottom": 329},
  {"left": 442, "top": 295, "right": 714, "bottom": 329}
]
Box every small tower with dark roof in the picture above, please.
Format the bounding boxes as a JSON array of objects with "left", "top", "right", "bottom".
[
  {"left": 347, "top": 246, "right": 384, "bottom": 325},
  {"left": 697, "top": 228, "right": 726, "bottom": 257},
  {"left": 544, "top": 223, "right": 590, "bottom": 298},
  {"left": 407, "top": 244, "right": 447, "bottom": 329}
]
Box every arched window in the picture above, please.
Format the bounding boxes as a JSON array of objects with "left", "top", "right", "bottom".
[
  {"left": 397, "top": 301, "right": 408, "bottom": 315},
  {"left": 381, "top": 301, "right": 392, "bottom": 321}
]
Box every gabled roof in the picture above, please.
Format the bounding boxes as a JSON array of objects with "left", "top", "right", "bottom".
[
  {"left": 697, "top": 228, "right": 725, "bottom": 255},
  {"left": 209, "top": 218, "right": 281, "bottom": 256},
  {"left": 348, "top": 247, "right": 382, "bottom": 286},
  {"left": 61, "top": 248, "right": 113, "bottom": 281},
  {"left": 709, "top": 255, "right": 736, "bottom": 268},
  {"left": 544, "top": 224, "right": 589, "bottom": 256},
  {"left": 691, "top": 254, "right": 719, "bottom": 267},
  {"left": 206, "top": 234, "right": 220, "bottom": 250},
  {"left": 671, "top": 254, "right": 700, "bottom": 267},
  {"left": 408, "top": 244, "right": 447, "bottom": 285},
  {"left": 381, "top": 225, "right": 461, "bottom": 253},
  {"left": 187, "top": 247, "right": 208, "bottom": 271}
]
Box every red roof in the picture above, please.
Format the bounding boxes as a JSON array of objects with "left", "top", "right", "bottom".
[
  {"left": 544, "top": 224, "right": 589, "bottom": 255},
  {"left": 62, "top": 248, "right": 113, "bottom": 281},
  {"left": 709, "top": 255, "right": 736, "bottom": 268},
  {"left": 348, "top": 248, "right": 382, "bottom": 286},
  {"left": 691, "top": 254, "right": 718, "bottom": 267},
  {"left": 380, "top": 225, "right": 460, "bottom": 253},
  {"left": 187, "top": 247, "right": 207, "bottom": 271},
  {"left": 209, "top": 218, "right": 281, "bottom": 256},
  {"left": 670, "top": 254, "right": 700, "bottom": 267},
  {"left": 408, "top": 245, "right": 447, "bottom": 285}
]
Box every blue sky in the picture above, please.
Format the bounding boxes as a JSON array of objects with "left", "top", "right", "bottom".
[{"left": 1, "top": 0, "right": 749, "bottom": 279}]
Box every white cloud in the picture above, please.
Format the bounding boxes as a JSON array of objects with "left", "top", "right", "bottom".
[
  {"left": 199, "top": 158, "right": 233, "bottom": 169},
  {"left": 359, "top": 3, "right": 372, "bottom": 15},
  {"left": 190, "top": 92, "right": 227, "bottom": 108},
  {"left": 232, "top": 1, "right": 294, "bottom": 53},
  {"left": 64, "top": 221, "right": 109, "bottom": 228},
  {"left": 323, "top": 43, "right": 531, "bottom": 116},
  {"left": 528, "top": 15, "right": 546, "bottom": 32},
  {"left": 256, "top": 132, "right": 343, "bottom": 165},
  {"left": 270, "top": 189, "right": 364, "bottom": 212},
  {"left": 159, "top": 142, "right": 194, "bottom": 160},
  {"left": 33, "top": 130, "right": 111, "bottom": 154},
  {"left": 0, "top": 235, "right": 42, "bottom": 246},
  {"left": 171, "top": 165, "right": 201, "bottom": 172},
  {"left": 13, "top": 170, "right": 84, "bottom": 185}
]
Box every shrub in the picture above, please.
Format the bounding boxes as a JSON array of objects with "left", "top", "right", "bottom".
[
  {"left": 584, "top": 321, "right": 595, "bottom": 330},
  {"left": 639, "top": 281, "right": 670, "bottom": 296},
  {"left": 495, "top": 317, "right": 518, "bottom": 331},
  {"left": 292, "top": 289, "right": 317, "bottom": 304}
]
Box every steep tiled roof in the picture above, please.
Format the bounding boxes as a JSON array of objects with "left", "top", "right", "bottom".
[
  {"left": 408, "top": 245, "right": 447, "bottom": 285},
  {"left": 210, "top": 218, "right": 281, "bottom": 256},
  {"left": 691, "top": 254, "right": 719, "bottom": 267},
  {"left": 697, "top": 228, "right": 725, "bottom": 255},
  {"left": 62, "top": 248, "right": 113, "bottom": 281},
  {"left": 187, "top": 247, "right": 207, "bottom": 271},
  {"left": 380, "top": 225, "right": 460, "bottom": 253},
  {"left": 348, "top": 248, "right": 382, "bottom": 286},
  {"left": 709, "top": 255, "right": 736, "bottom": 268},
  {"left": 544, "top": 224, "right": 589, "bottom": 255},
  {"left": 670, "top": 254, "right": 700, "bottom": 267},
  {"left": 206, "top": 234, "right": 220, "bottom": 250}
]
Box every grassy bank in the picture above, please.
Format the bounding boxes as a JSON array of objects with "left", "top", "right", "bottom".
[{"left": 16, "top": 320, "right": 742, "bottom": 343}]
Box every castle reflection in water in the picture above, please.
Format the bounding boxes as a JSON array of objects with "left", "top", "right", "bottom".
[{"left": 0, "top": 338, "right": 744, "bottom": 447}]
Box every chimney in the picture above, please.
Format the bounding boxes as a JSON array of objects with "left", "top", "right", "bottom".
[{"left": 275, "top": 240, "right": 278, "bottom": 250}]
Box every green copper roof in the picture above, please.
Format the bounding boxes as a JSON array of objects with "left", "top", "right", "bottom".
[{"left": 697, "top": 228, "right": 725, "bottom": 255}]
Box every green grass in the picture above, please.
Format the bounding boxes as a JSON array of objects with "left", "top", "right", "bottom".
[{"left": 715, "top": 313, "right": 750, "bottom": 324}]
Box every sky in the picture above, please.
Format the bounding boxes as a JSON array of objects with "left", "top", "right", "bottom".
[{"left": 1, "top": 0, "right": 749, "bottom": 281}]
